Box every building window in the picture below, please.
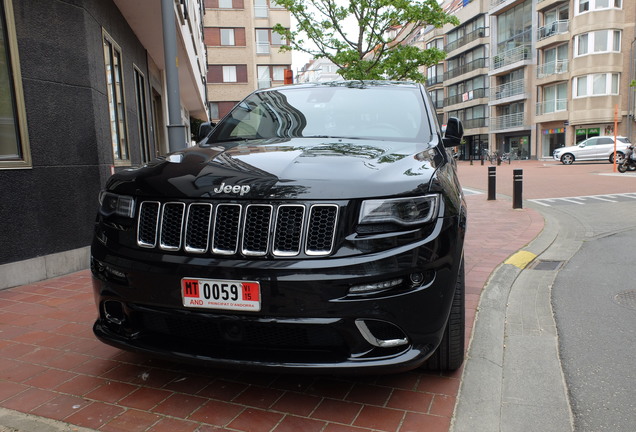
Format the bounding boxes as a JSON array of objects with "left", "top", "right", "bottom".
[
  {"left": 541, "top": 83, "right": 567, "bottom": 114},
  {"left": 257, "top": 65, "right": 288, "bottom": 88},
  {"left": 220, "top": 28, "right": 235, "bottom": 46},
  {"left": 223, "top": 65, "right": 237, "bottom": 82},
  {"left": 256, "top": 29, "right": 270, "bottom": 54},
  {"left": 574, "top": 73, "right": 619, "bottom": 97},
  {"left": 426, "top": 38, "right": 444, "bottom": 51},
  {"left": 1, "top": 0, "right": 31, "bottom": 168},
  {"left": 496, "top": 0, "right": 532, "bottom": 54},
  {"left": 103, "top": 31, "right": 129, "bottom": 163},
  {"left": 575, "top": 30, "right": 621, "bottom": 56},
  {"left": 207, "top": 65, "right": 248, "bottom": 83},
  {"left": 204, "top": 27, "right": 246, "bottom": 47},
  {"left": 209, "top": 101, "right": 239, "bottom": 120},
  {"left": 219, "top": 0, "right": 233, "bottom": 8},
  {"left": 576, "top": 0, "right": 621, "bottom": 14},
  {"left": 254, "top": 0, "right": 268, "bottom": 18},
  {"left": 133, "top": 66, "right": 151, "bottom": 163}
]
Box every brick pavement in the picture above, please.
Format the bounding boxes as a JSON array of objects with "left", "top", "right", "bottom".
[{"left": 0, "top": 165, "right": 549, "bottom": 432}]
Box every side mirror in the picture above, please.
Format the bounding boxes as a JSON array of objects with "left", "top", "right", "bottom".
[
  {"left": 443, "top": 117, "right": 464, "bottom": 148},
  {"left": 197, "top": 121, "right": 216, "bottom": 142}
]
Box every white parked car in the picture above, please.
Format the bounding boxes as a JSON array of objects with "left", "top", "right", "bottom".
[{"left": 553, "top": 136, "right": 631, "bottom": 165}]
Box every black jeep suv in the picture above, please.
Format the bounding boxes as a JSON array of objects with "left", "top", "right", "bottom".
[{"left": 91, "top": 81, "right": 467, "bottom": 374}]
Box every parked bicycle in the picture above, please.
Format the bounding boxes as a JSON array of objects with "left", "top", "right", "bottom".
[{"left": 481, "top": 149, "right": 498, "bottom": 165}]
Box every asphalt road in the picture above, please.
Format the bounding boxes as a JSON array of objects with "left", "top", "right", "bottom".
[{"left": 546, "top": 198, "right": 636, "bottom": 431}]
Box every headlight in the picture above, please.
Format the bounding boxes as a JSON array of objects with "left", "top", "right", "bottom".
[
  {"left": 358, "top": 195, "right": 440, "bottom": 227},
  {"left": 99, "top": 191, "right": 135, "bottom": 218}
]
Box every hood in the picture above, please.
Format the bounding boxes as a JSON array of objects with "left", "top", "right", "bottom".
[{"left": 107, "top": 138, "right": 444, "bottom": 200}]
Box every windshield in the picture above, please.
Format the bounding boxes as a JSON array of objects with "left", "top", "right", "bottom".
[{"left": 207, "top": 84, "right": 432, "bottom": 144}]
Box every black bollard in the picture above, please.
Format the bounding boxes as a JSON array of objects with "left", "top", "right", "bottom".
[
  {"left": 513, "top": 169, "right": 523, "bottom": 209},
  {"left": 488, "top": 166, "right": 496, "bottom": 200}
]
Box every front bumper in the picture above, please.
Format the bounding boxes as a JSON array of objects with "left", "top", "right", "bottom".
[{"left": 91, "top": 215, "right": 464, "bottom": 374}]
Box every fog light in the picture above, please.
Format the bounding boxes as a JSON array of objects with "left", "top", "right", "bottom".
[
  {"left": 349, "top": 278, "right": 403, "bottom": 295},
  {"left": 410, "top": 273, "right": 424, "bottom": 284},
  {"left": 104, "top": 301, "right": 126, "bottom": 325}
]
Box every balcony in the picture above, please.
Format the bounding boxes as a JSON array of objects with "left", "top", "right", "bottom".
[
  {"left": 445, "top": 58, "right": 488, "bottom": 81},
  {"left": 463, "top": 117, "right": 488, "bottom": 130},
  {"left": 491, "top": 79, "right": 525, "bottom": 101},
  {"left": 537, "top": 20, "right": 569, "bottom": 42},
  {"left": 537, "top": 59, "right": 569, "bottom": 79},
  {"left": 491, "top": 112, "right": 526, "bottom": 131},
  {"left": 445, "top": 88, "right": 487, "bottom": 107},
  {"left": 536, "top": 98, "right": 567, "bottom": 115},
  {"left": 492, "top": 45, "right": 531, "bottom": 71},
  {"left": 445, "top": 27, "right": 487, "bottom": 53}
]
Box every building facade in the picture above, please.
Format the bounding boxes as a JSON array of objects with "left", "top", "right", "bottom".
[
  {"left": 203, "top": 0, "right": 292, "bottom": 122},
  {"left": 0, "top": 0, "right": 207, "bottom": 289},
  {"left": 415, "top": 0, "right": 635, "bottom": 160}
]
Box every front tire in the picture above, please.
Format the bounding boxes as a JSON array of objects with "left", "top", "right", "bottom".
[
  {"left": 561, "top": 153, "right": 575, "bottom": 165},
  {"left": 618, "top": 162, "right": 628, "bottom": 173},
  {"left": 610, "top": 152, "right": 624, "bottom": 164},
  {"left": 421, "top": 260, "right": 465, "bottom": 371}
]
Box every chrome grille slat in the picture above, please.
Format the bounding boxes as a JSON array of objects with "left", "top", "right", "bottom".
[
  {"left": 273, "top": 205, "right": 305, "bottom": 257},
  {"left": 160, "top": 202, "right": 185, "bottom": 251},
  {"left": 184, "top": 203, "right": 213, "bottom": 253},
  {"left": 242, "top": 204, "right": 273, "bottom": 256},
  {"left": 212, "top": 204, "right": 242, "bottom": 255},
  {"left": 136, "top": 201, "right": 337, "bottom": 257},
  {"left": 137, "top": 201, "right": 160, "bottom": 248}
]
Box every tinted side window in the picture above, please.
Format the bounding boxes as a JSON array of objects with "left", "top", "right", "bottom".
[{"left": 598, "top": 137, "right": 614, "bottom": 145}]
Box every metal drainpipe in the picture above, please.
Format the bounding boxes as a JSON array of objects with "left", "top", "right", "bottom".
[
  {"left": 161, "top": 0, "right": 187, "bottom": 152},
  {"left": 629, "top": 39, "right": 636, "bottom": 143}
]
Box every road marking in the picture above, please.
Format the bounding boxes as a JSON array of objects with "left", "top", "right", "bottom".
[
  {"left": 505, "top": 251, "right": 537, "bottom": 269},
  {"left": 529, "top": 193, "right": 636, "bottom": 207}
]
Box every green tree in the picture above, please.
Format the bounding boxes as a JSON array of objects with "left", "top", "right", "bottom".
[{"left": 273, "top": 0, "right": 459, "bottom": 83}]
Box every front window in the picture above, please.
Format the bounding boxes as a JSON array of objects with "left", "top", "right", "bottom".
[
  {"left": 542, "top": 83, "right": 567, "bottom": 114},
  {"left": 1, "top": 0, "right": 31, "bottom": 168},
  {"left": 208, "top": 84, "right": 431, "bottom": 143},
  {"left": 496, "top": 0, "right": 532, "bottom": 54},
  {"left": 103, "top": 31, "right": 129, "bottom": 162}
]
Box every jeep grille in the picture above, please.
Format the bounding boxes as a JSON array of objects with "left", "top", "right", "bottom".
[{"left": 137, "top": 201, "right": 339, "bottom": 257}]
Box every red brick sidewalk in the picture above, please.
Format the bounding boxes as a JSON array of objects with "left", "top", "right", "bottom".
[{"left": 0, "top": 195, "right": 544, "bottom": 432}]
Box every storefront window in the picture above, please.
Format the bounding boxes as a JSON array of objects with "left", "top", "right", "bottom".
[
  {"left": 1, "top": 0, "right": 31, "bottom": 168},
  {"left": 542, "top": 128, "right": 565, "bottom": 157}
]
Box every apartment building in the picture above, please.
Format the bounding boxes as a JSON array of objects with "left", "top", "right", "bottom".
[
  {"left": 0, "top": 0, "right": 208, "bottom": 289},
  {"left": 416, "top": 0, "right": 635, "bottom": 160},
  {"left": 296, "top": 57, "right": 343, "bottom": 83},
  {"left": 203, "top": 0, "right": 292, "bottom": 121}
]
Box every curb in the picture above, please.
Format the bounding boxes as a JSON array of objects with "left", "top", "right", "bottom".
[{"left": 452, "top": 199, "right": 575, "bottom": 432}]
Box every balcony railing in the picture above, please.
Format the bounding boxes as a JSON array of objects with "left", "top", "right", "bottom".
[
  {"left": 463, "top": 117, "right": 488, "bottom": 129},
  {"left": 491, "top": 79, "right": 525, "bottom": 101},
  {"left": 537, "top": 20, "right": 569, "bottom": 41},
  {"left": 490, "top": 0, "right": 508, "bottom": 8},
  {"left": 536, "top": 98, "right": 567, "bottom": 115},
  {"left": 445, "top": 88, "right": 487, "bottom": 106},
  {"left": 444, "top": 58, "right": 488, "bottom": 81},
  {"left": 445, "top": 27, "right": 487, "bottom": 53},
  {"left": 256, "top": 42, "right": 270, "bottom": 54},
  {"left": 491, "top": 112, "right": 525, "bottom": 131},
  {"left": 492, "top": 45, "right": 531, "bottom": 70},
  {"left": 537, "top": 59, "right": 569, "bottom": 79}
]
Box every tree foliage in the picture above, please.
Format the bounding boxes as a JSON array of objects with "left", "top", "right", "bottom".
[{"left": 272, "top": 0, "right": 459, "bottom": 83}]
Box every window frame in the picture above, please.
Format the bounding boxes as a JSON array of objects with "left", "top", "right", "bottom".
[
  {"left": 576, "top": 0, "right": 622, "bottom": 15},
  {"left": 575, "top": 30, "right": 621, "bottom": 57},
  {"left": 103, "top": 29, "right": 130, "bottom": 164},
  {"left": 0, "top": 0, "right": 31, "bottom": 169},
  {"left": 574, "top": 73, "right": 619, "bottom": 97}
]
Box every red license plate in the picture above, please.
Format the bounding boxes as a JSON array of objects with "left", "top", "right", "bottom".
[{"left": 181, "top": 278, "right": 261, "bottom": 311}]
